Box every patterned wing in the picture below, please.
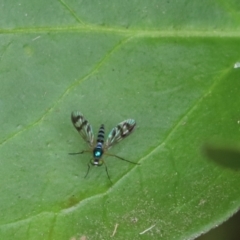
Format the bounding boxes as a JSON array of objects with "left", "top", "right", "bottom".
[
  {"left": 105, "top": 119, "right": 136, "bottom": 149},
  {"left": 71, "top": 111, "right": 94, "bottom": 147}
]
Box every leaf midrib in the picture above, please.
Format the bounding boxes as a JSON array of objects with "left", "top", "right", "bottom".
[{"left": 1, "top": 26, "right": 240, "bottom": 38}]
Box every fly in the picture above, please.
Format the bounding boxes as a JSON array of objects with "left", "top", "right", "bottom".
[{"left": 69, "top": 111, "right": 139, "bottom": 182}]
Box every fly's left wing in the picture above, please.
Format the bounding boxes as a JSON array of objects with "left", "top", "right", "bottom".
[
  {"left": 71, "top": 111, "right": 94, "bottom": 147},
  {"left": 105, "top": 119, "right": 136, "bottom": 149}
]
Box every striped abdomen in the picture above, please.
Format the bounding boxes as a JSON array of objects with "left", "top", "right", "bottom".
[
  {"left": 92, "top": 124, "right": 105, "bottom": 164},
  {"left": 97, "top": 124, "right": 105, "bottom": 144}
]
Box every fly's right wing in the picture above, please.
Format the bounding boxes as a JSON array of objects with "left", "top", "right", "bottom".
[
  {"left": 105, "top": 119, "right": 136, "bottom": 149},
  {"left": 71, "top": 111, "right": 94, "bottom": 147}
]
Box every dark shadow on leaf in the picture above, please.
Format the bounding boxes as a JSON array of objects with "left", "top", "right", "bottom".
[{"left": 202, "top": 143, "right": 240, "bottom": 170}]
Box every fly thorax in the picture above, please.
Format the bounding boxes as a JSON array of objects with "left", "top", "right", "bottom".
[{"left": 93, "top": 143, "right": 103, "bottom": 160}]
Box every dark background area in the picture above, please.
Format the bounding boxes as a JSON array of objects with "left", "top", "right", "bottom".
[{"left": 197, "top": 210, "right": 240, "bottom": 240}]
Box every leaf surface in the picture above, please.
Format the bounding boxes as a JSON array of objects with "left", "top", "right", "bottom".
[{"left": 1, "top": 1, "right": 240, "bottom": 239}]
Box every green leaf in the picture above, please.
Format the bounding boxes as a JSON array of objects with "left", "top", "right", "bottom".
[{"left": 1, "top": 1, "right": 240, "bottom": 239}]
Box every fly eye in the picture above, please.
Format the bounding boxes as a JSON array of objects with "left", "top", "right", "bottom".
[{"left": 98, "top": 160, "right": 103, "bottom": 166}]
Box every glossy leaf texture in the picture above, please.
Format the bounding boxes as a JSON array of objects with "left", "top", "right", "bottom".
[{"left": 0, "top": 1, "right": 240, "bottom": 239}]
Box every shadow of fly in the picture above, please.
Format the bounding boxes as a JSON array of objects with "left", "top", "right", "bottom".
[{"left": 69, "top": 111, "right": 139, "bottom": 182}]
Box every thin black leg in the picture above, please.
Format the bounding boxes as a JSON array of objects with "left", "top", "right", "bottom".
[
  {"left": 69, "top": 150, "right": 90, "bottom": 155},
  {"left": 103, "top": 160, "right": 112, "bottom": 184},
  {"left": 84, "top": 162, "right": 91, "bottom": 178},
  {"left": 105, "top": 153, "right": 140, "bottom": 165}
]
